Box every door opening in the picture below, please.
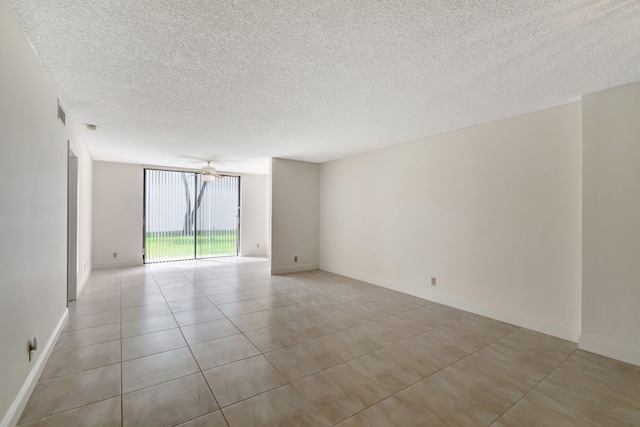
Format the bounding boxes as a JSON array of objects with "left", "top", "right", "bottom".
[{"left": 67, "top": 145, "right": 78, "bottom": 302}]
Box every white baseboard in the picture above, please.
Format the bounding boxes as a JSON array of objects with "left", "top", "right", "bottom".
[
  {"left": 271, "top": 263, "right": 319, "bottom": 275},
  {"left": 579, "top": 336, "right": 640, "bottom": 367},
  {"left": 319, "top": 265, "right": 580, "bottom": 343},
  {"left": 1, "top": 308, "right": 69, "bottom": 427},
  {"left": 93, "top": 259, "right": 142, "bottom": 269},
  {"left": 240, "top": 250, "right": 267, "bottom": 257}
]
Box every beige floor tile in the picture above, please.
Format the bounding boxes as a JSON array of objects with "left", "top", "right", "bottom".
[
  {"left": 122, "top": 328, "right": 186, "bottom": 360},
  {"left": 397, "top": 362, "right": 521, "bottom": 427},
  {"left": 54, "top": 323, "right": 121, "bottom": 352},
  {"left": 180, "top": 318, "right": 240, "bottom": 345},
  {"left": 458, "top": 343, "right": 554, "bottom": 394},
  {"left": 191, "top": 278, "right": 227, "bottom": 289},
  {"left": 173, "top": 306, "right": 223, "bottom": 326},
  {"left": 485, "top": 329, "right": 575, "bottom": 377},
  {"left": 69, "top": 300, "right": 121, "bottom": 317},
  {"left": 162, "top": 288, "right": 205, "bottom": 302},
  {"left": 41, "top": 340, "right": 121, "bottom": 380},
  {"left": 64, "top": 310, "right": 120, "bottom": 331},
  {"left": 168, "top": 296, "right": 214, "bottom": 312},
  {"left": 373, "top": 343, "right": 438, "bottom": 378},
  {"left": 185, "top": 272, "right": 217, "bottom": 282},
  {"left": 154, "top": 277, "right": 191, "bottom": 287},
  {"left": 222, "top": 384, "right": 332, "bottom": 427},
  {"left": 216, "top": 300, "right": 265, "bottom": 316},
  {"left": 332, "top": 325, "right": 385, "bottom": 354},
  {"left": 228, "top": 310, "right": 283, "bottom": 332},
  {"left": 121, "top": 313, "right": 177, "bottom": 338},
  {"left": 292, "top": 368, "right": 371, "bottom": 424},
  {"left": 122, "top": 374, "right": 218, "bottom": 427},
  {"left": 319, "top": 308, "right": 371, "bottom": 330},
  {"left": 266, "top": 339, "right": 343, "bottom": 381},
  {"left": 122, "top": 347, "right": 199, "bottom": 392},
  {"left": 412, "top": 325, "right": 485, "bottom": 366},
  {"left": 324, "top": 364, "right": 391, "bottom": 406},
  {"left": 346, "top": 350, "right": 422, "bottom": 394},
  {"left": 120, "top": 286, "right": 162, "bottom": 299},
  {"left": 203, "top": 355, "right": 288, "bottom": 407},
  {"left": 244, "top": 324, "right": 311, "bottom": 352},
  {"left": 286, "top": 316, "right": 339, "bottom": 340},
  {"left": 17, "top": 396, "right": 121, "bottom": 427},
  {"left": 543, "top": 350, "right": 640, "bottom": 408},
  {"left": 121, "top": 301, "right": 171, "bottom": 321},
  {"left": 457, "top": 314, "right": 520, "bottom": 339},
  {"left": 252, "top": 294, "right": 298, "bottom": 309},
  {"left": 120, "top": 293, "right": 166, "bottom": 308},
  {"left": 175, "top": 411, "right": 228, "bottom": 427},
  {"left": 196, "top": 283, "right": 237, "bottom": 296},
  {"left": 270, "top": 303, "right": 321, "bottom": 322},
  {"left": 191, "top": 334, "right": 261, "bottom": 370},
  {"left": 19, "top": 365, "right": 121, "bottom": 423},
  {"left": 20, "top": 262, "right": 640, "bottom": 427},
  {"left": 159, "top": 282, "right": 199, "bottom": 293},
  {"left": 494, "top": 382, "right": 639, "bottom": 427},
  {"left": 336, "top": 396, "right": 443, "bottom": 427},
  {"left": 207, "top": 291, "right": 251, "bottom": 305}
]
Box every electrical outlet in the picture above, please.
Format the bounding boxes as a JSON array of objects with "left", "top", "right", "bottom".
[
  {"left": 113, "top": 252, "right": 118, "bottom": 258},
  {"left": 431, "top": 277, "right": 436, "bottom": 286},
  {"left": 257, "top": 243, "right": 260, "bottom": 248},
  {"left": 294, "top": 256, "right": 298, "bottom": 262}
]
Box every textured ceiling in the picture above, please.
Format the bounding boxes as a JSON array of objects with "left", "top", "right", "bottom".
[{"left": 7, "top": 0, "right": 640, "bottom": 174}]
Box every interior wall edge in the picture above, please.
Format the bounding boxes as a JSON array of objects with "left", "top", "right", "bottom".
[
  {"left": 271, "top": 263, "right": 319, "bottom": 275},
  {"left": 75, "top": 269, "right": 91, "bottom": 299},
  {"left": 1, "top": 309, "right": 68, "bottom": 427},
  {"left": 579, "top": 336, "right": 640, "bottom": 367},
  {"left": 319, "top": 265, "right": 581, "bottom": 343},
  {"left": 93, "top": 260, "right": 143, "bottom": 269}
]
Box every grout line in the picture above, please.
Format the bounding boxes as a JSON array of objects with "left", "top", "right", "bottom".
[
  {"left": 17, "top": 395, "right": 122, "bottom": 426},
  {"left": 156, "top": 270, "right": 228, "bottom": 426},
  {"left": 53, "top": 261, "right": 543, "bottom": 427},
  {"left": 489, "top": 347, "right": 578, "bottom": 423}
]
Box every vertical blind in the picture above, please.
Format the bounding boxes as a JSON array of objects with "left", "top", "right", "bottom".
[{"left": 144, "top": 169, "right": 239, "bottom": 263}]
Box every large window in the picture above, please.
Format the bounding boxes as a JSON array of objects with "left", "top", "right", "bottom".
[{"left": 144, "top": 169, "right": 240, "bottom": 263}]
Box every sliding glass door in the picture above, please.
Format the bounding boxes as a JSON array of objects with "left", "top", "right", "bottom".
[
  {"left": 144, "top": 169, "right": 239, "bottom": 263},
  {"left": 196, "top": 176, "right": 240, "bottom": 258}
]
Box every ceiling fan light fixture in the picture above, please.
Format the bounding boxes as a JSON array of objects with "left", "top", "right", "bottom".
[{"left": 200, "top": 161, "right": 219, "bottom": 181}]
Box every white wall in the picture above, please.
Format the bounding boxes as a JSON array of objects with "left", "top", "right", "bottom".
[
  {"left": 92, "top": 161, "right": 144, "bottom": 268},
  {"left": 319, "top": 103, "right": 583, "bottom": 341},
  {"left": 0, "top": 1, "right": 90, "bottom": 423},
  {"left": 581, "top": 82, "right": 640, "bottom": 365},
  {"left": 270, "top": 158, "right": 320, "bottom": 274},
  {"left": 240, "top": 174, "right": 268, "bottom": 257}
]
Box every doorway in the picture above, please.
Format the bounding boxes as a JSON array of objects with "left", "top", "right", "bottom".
[
  {"left": 143, "top": 169, "right": 240, "bottom": 263},
  {"left": 67, "top": 146, "right": 78, "bottom": 302}
]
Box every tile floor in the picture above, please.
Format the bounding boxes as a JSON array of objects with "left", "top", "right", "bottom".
[{"left": 18, "top": 257, "right": 640, "bottom": 426}]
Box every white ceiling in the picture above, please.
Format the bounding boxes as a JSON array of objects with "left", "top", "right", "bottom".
[{"left": 8, "top": 0, "right": 640, "bottom": 174}]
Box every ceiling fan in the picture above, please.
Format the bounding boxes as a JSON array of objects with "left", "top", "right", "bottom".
[{"left": 199, "top": 161, "right": 224, "bottom": 181}]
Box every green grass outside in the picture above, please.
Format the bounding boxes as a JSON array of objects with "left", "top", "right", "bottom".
[{"left": 145, "top": 230, "right": 237, "bottom": 261}]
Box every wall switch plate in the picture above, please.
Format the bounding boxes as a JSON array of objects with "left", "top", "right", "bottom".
[
  {"left": 113, "top": 252, "right": 118, "bottom": 258},
  {"left": 431, "top": 277, "right": 436, "bottom": 286}
]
